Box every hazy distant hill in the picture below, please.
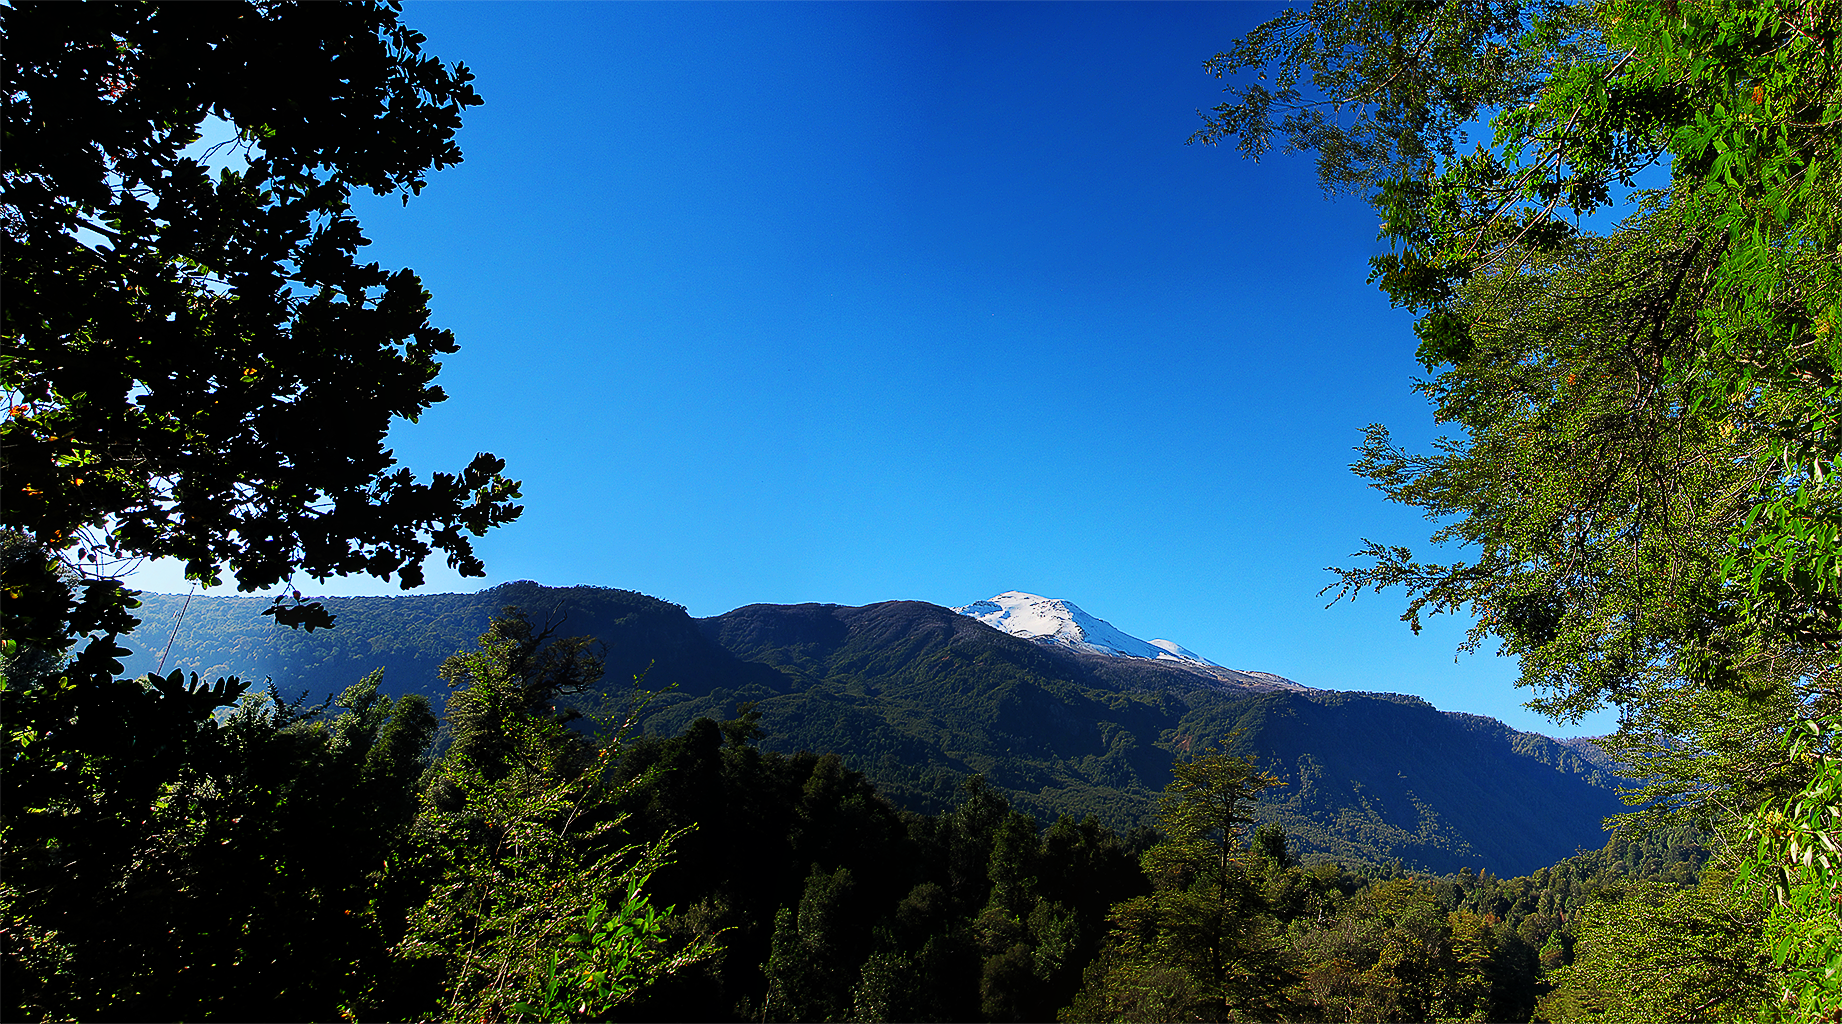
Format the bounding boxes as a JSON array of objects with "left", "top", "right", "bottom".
[
  {"left": 120, "top": 582, "right": 792, "bottom": 706},
  {"left": 121, "top": 583, "right": 1626, "bottom": 875}
]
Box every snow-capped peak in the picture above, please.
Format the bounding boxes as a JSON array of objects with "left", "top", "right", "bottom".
[
  {"left": 1147, "top": 638, "right": 1213, "bottom": 664},
  {"left": 954, "top": 591, "right": 1221, "bottom": 667}
]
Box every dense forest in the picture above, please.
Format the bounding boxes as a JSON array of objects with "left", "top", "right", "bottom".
[{"left": 5, "top": 0, "right": 1841, "bottom": 1020}]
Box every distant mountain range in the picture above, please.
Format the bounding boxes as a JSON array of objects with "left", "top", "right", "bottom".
[{"left": 119, "top": 582, "right": 1627, "bottom": 876}]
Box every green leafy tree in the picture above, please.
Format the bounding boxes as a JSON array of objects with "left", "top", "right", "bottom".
[
  {"left": 3, "top": 5, "right": 525, "bottom": 1013},
  {"left": 852, "top": 940, "right": 955, "bottom": 1024},
  {"left": 762, "top": 867, "right": 863, "bottom": 1023},
  {"left": 1282, "top": 876, "right": 1516, "bottom": 1023},
  {"left": 1063, "top": 751, "right": 1292, "bottom": 1022},
  {"left": 3, "top": 1, "right": 521, "bottom": 631},
  {"left": 1537, "top": 874, "right": 1777, "bottom": 1023},
  {"left": 1324, "top": 210, "right": 1821, "bottom": 829},
  {"left": 1741, "top": 718, "right": 1842, "bottom": 1019},
  {"left": 1198, "top": 4, "right": 1842, "bottom": 1015}
]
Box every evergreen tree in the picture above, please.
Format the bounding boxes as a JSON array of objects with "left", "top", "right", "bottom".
[
  {"left": 1064, "top": 752, "right": 1293, "bottom": 1022},
  {"left": 396, "top": 610, "right": 717, "bottom": 1022}
]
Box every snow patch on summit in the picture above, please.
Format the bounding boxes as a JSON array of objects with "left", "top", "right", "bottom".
[
  {"left": 1148, "top": 638, "right": 1214, "bottom": 664},
  {"left": 954, "top": 592, "right": 1314, "bottom": 693},
  {"left": 954, "top": 591, "right": 1220, "bottom": 666}
]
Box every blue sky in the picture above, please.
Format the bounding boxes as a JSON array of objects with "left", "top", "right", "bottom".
[{"left": 127, "top": 1, "right": 1620, "bottom": 737}]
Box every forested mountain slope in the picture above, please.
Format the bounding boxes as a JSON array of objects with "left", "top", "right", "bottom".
[
  {"left": 123, "top": 583, "right": 1626, "bottom": 875},
  {"left": 687, "top": 600, "right": 1626, "bottom": 875}
]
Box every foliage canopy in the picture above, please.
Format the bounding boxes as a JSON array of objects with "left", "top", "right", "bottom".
[
  {"left": 1195, "top": 0, "right": 1842, "bottom": 1015},
  {"left": 2, "top": 1, "right": 521, "bottom": 629}
]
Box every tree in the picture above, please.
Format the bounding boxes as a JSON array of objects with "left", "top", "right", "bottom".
[
  {"left": 1, "top": 6, "right": 539, "bottom": 1017},
  {"left": 1537, "top": 874, "right": 1777, "bottom": 1023},
  {"left": 1193, "top": 0, "right": 1842, "bottom": 615},
  {"left": 1741, "top": 717, "right": 1842, "bottom": 1020},
  {"left": 435, "top": 608, "right": 606, "bottom": 782},
  {"left": 1196, "top": 4, "right": 1842, "bottom": 1013},
  {"left": 1198, "top": 0, "right": 1841, "bottom": 773},
  {"left": 762, "top": 867, "right": 863, "bottom": 1023},
  {"left": 396, "top": 609, "right": 719, "bottom": 1022},
  {"left": 1, "top": 539, "right": 442, "bottom": 1021},
  {"left": 1063, "top": 751, "right": 1291, "bottom": 1022},
  {"left": 2, "top": 1, "right": 522, "bottom": 631},
  {"left": 1325, "top": 209, "right": 1821, "bottom": 829},
  {"left": 1198, "top": 0, "right": 1842, "bottom": 704}
]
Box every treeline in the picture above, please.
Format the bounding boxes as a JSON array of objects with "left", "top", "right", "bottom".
[
  {"left": 608, "top": 710, "right": 1144, "bottom": 1022},
  {"left": 611, "top": 705, "right": 1713, "bottom": 1023},
  {"left": 3, "top": 603, "right": 710, "bottom": 1022},
  {"left": 3, "top": 600, "right": 1718, "bottom": 1022}
]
